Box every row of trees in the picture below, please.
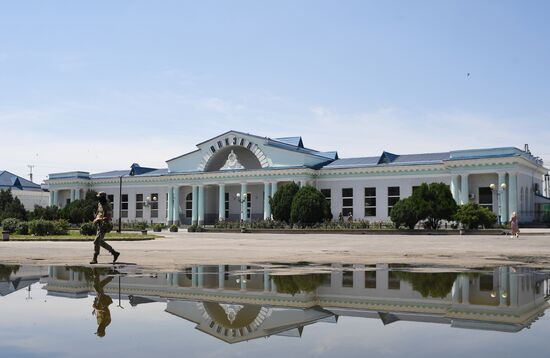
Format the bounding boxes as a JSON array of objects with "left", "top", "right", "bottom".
[
  {"left": 269, "top": 182, "right": 497, "bottom": 230},
  {"left": 0, "top": 189, "right": 99, "bottom": 224},
  {"left": 390, "top": 182, "right": 497, "bottom": 230}
]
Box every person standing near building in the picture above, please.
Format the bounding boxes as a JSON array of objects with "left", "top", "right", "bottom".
[
  {"left": 90, "top": 192, "right": 120, "bottom": 264},
  {"left": 510, "top": 212, "right": 520, "bottom": 238}
]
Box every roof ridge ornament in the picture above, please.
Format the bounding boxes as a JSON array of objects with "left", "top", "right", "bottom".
[{"left": 220, "top": 150, "right": 245, "bottom": 170}]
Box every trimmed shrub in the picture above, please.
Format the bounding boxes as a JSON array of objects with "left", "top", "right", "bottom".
[
  {"left": 80, "top": 222, "right": 97, "bottom": 236},
  {"left": 455, "top": 202, "right": 497, "bottom": 230},
  {"left": 15, "top": 221, "right": 29, "bottom": 235},
  {"left": 1, "top": 218, "right": 20, "bottom": 233},
  {"left": 187, "top": 224, "right": 205, "bottom": 232},
  {"left": 152, "top": 224, "right": 163, "bottom": 232},
  {"left": 28, "top": 219, "right": 55, "bottom": 236},
  {"left": 270, "top": 182, "right": 299, "bottom": 223},
  {"left": 53, "top": 219, "right": 70, "bottom": 235},
  {"left": 169, "top": 224, "right": 178, "bottom": 232},
  {"left": 290, "top": 186, "right": 332, "bottom": 225}
]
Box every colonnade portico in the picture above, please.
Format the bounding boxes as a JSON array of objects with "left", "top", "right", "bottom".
[
  {"left": 450, "top": 171, "right": 518, "bottom": 223},
  {"left": 166, "top": 180, "right": 285, "bottom": 226}
]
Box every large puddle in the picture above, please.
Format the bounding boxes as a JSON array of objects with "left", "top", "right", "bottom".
[{"left": 1, "top": 263, "right": 550, "bottom": 357}]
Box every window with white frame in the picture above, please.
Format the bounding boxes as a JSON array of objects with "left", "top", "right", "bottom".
[
  {"left": 121, "top": 194, "right": 128, "bottom": 218},
  {"left": 387, "top": 187, "right": 400, "bottom": 216},
  {"left": 342, "top": 188, "right": 353, "bottom": 216},
  {"left": 321, "top": 189, "right": 331, "bottom": 208},
  {"left": 185, "top": 193, "right": 193, "bottom": 218},
  {"left": 224, "top": 192, "right": 229, "bottom": 219},
  {"left": 136, "top": 194, "right": 144, "bottom": 218},
  {"left": 150, "top": 193, "right": 159, "bottom": 218},
  {"left": 364, "top": 187, "right": 376, "bottom": 217}
]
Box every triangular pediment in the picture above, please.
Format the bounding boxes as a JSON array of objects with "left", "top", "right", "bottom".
[{"left": 166, "top": 131, "right": 338, "bottom": 173}]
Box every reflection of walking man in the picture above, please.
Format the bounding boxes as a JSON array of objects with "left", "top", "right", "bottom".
[
  {"left": 92, "top": 269, "right": 114, "bottom": 337},
  {"left": 90, "top": 192, "right": 120, "bottom": 264}
]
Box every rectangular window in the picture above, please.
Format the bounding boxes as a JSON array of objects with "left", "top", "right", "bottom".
[
  {"left": 136, "top": 194, "right": 143, "bottom": 218},
  {"left": 342, "top": 188, "right": 353, "bottom": 216},
  {"left": 364, "top": 187, "right": 376, "bottom": 217},
  {"left": 107, "top": 195, "right": 114, "bottom": 216},
  {"left": 387, "top": 187, "right": 400, "bottom": 216},
  {"left": 224, "top": 192, "right": 230, "bottom": 219},
  {"left": 150, "top": 193, "right": 159, "bottom": 218},
  {"left": 388, "top": 271, "right": 401, "bottom": 290},
  {"left": 185, "top": 193, "right": 193, "bottom": 218},
  {"left": 365, "top": 270, "right": 376, "bottom": 289},
  {"left": 247, "top": 193, "right": 251, "bottom": 219},
  {"left": 321, "top": 189, "right": 331, "bottom": 208},
  {"left": 343, "top": 265, "right": 354, "bottom": 288},
  {"left": 478, "top": 187, "right": 493, "bottom": 210},
  {"left": 121, "top": 194, "right": 128, "bottom": 218}
]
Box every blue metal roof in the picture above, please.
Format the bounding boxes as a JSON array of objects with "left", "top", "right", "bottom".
[
  {"left": 274, "top": 136, "right": 304, "bottom": 148},
  {"left": 0, "top": 170, "right": 42, "bottom": 191},
  {"left": 322, "top": 152, "right": 451, "bottom": 169}
]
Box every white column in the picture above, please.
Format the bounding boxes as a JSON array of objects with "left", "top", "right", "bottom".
[
  {"left": 498, "top": 172, "right": 508, "bottom": 225},
  {"left": 300, "top": 179, "right": 307, "bottom": 187},
  {"left": 173, "top": 186, "right": 180, "bottom": 225},
  {"left": 240, "top": 265, "right": 247, "bottom": 290},
  {"left": 460, "top": 174, "right": 469, "bottom": 205},
  {"left": 263, "top": 271, "right": 270, "bottom": 292},
  {"left": 52, "top": 191, "right": 58, "bottom": 207},
  {"left": 460, "top": 275, "right": 470, "bottom": 304},
  {"left": 499, "top": 267, "right": 509, "bottom": 306},
  {"left": 74, "top": 189, "right": 80, "bottom": 201},
  {"left": 167, "top": 187, "right": 174, "bottom": 224},
  {"left": 70, "top": 189, "right": 75, "bottom": 202},
  {"left": 263, "top": 182, "right": 271, "bottom": 220},
  {"left": 198, "top": 185, "right": 205, "bottom": 226},
  {"left": 191, "top": 185, "right": 198, "bottom": 225},
  {"left": 218, "top": 265, "right": 225, "bottom": 289},
  {"left": 218, "top": 184, "right": 225, "bottom": 221},
  {"left": 197, "top": 266, "right": 204, "bottom": 288},
  {"left": 240, "top": 183, "right": 248, "bottom": 221},
  {"left": 451, "top": 175, "right": 460, "bottom": 203},
  {"left": 509, "top": 173, "right": 518, "bottom": 220},
  {"left": 271, "top": 182, "right": 278, "bottom": 198},
  {"left": 49, "top": 191, "right": 55, "bottom": 206}
]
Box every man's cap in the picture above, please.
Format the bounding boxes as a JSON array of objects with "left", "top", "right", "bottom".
[{"left": 96, "top": 192, "right": 107, "bottom": 198}]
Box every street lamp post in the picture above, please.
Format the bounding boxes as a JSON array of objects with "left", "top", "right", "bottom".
[
  {"left": 490, "top": 182, "right": 507, "bottom": 225},
  {"left": 118, "top": 175, "right": 123, "bottom": 233},
  {"left": 236, "top": 193, "right": 247, "bottom": 231},
  {"left": 143, "top": 194, "right": 158, "bottom": 225}
]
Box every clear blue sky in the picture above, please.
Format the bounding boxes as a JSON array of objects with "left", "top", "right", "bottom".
[{"left": 1, "top": 0, "right": 549, "bottom": 183}]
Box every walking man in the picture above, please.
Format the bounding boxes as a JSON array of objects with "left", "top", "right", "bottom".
[{"left": 90, "top": 192, "right": 120, "bottom": 264}]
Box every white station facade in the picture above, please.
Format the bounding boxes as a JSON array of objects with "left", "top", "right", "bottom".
[{"left": 46, "top": 130, "right": 550, "bottom": 225}]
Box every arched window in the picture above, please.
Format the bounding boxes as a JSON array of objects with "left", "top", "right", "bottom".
[{"left": 185, "top": 193, "right": 193, "bottom": 218}]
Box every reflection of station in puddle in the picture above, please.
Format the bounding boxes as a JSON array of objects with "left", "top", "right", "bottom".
[
  {"left": 0, "top": 264, "right": 47, "bottom": 298},
  {"left": 41, "top": 264, "right": 550, "bottom": 343}
]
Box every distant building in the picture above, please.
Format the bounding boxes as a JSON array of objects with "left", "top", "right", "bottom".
[
  {"left": 45, "top": 130, "right": 550, "bottom": 224},
  {"left": 0, "top": 170, "right": 50, "bottom": 210}
]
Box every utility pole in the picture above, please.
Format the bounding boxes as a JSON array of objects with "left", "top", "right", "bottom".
[{"left": 27, "top": 165, "right": 35, "bottom": 182}]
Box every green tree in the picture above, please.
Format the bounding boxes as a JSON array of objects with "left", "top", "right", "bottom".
[
  {"left": 394, "top": 272, "right": 458, "bottom": 298},
  {"left": 390, "top": 197, "right": 423, "bottom": 229},
  {"left": 454, "top": 202, "right": 497, "bottom": 229},
  {"left": 59, "top": 190, "right": 98, "bottom": 224},
  {"left": 29, "top": 205, "right": 60, "bottom": 220},
  {"left": 269, "top": 182, "right": 299, "bottom": 223},
  {"left": 412, "top": 183, "right": 458, "bottom": 229},
  {"left": 290, "top": 186, "right": 332, "bottom": 225},
  {"left": 271, "top": 274, "right": 326, "bottom": 295},
  {"left": 0, "top": 189, "right": 27, "bottom": 221}
]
